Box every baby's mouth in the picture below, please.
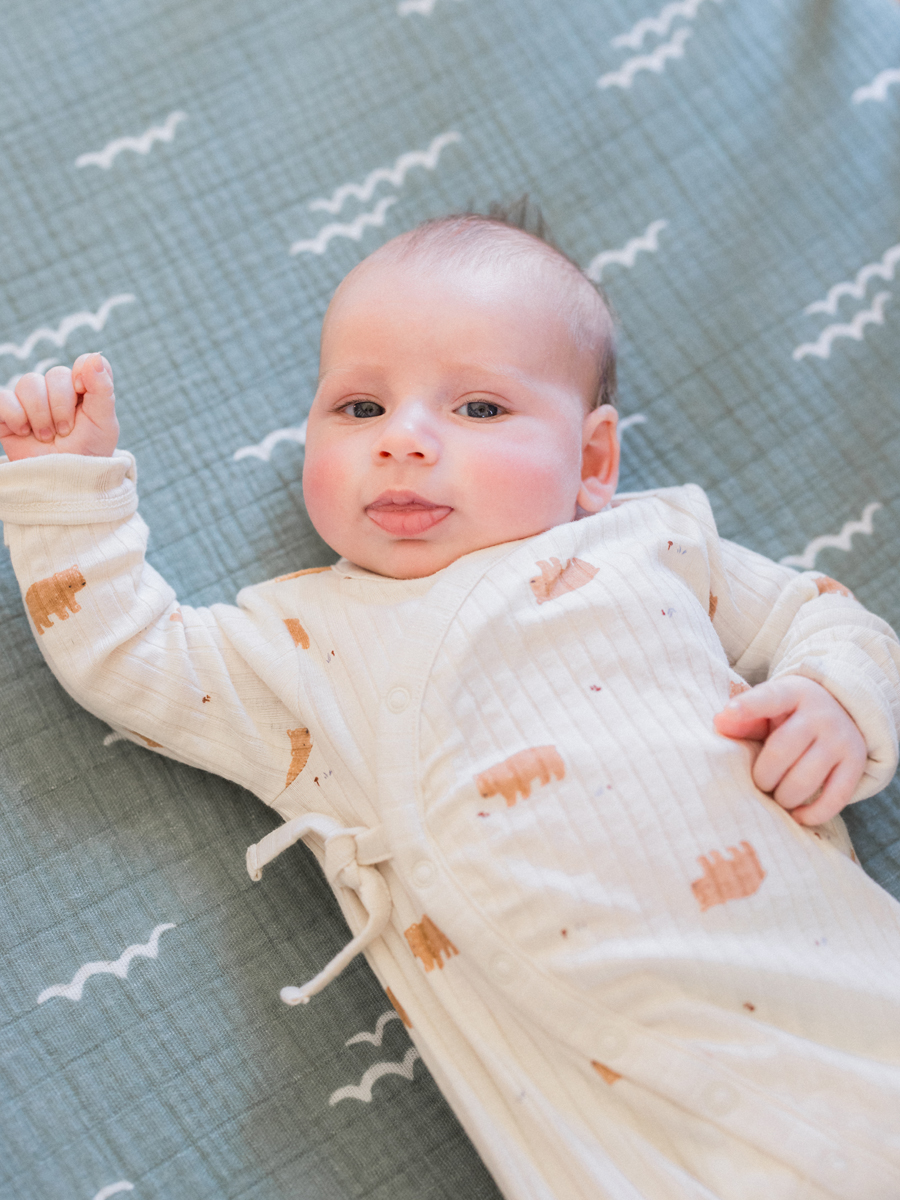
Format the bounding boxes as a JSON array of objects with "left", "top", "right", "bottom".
[{"left": 365, "top": 491, "right": 453, "bottom": 536}]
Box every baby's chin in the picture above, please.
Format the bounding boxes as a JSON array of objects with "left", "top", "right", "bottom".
[{"left": 346, "top": 539, "right": 468, "bottom": 579}]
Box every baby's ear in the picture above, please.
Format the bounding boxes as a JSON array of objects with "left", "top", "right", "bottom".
[{"left": 577, "top": 405, "right": 619, "bottom": 513}]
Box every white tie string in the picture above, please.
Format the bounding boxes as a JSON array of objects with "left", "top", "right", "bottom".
[{"left": 246, "top": 812, "right": 392, "bottom": 1005}]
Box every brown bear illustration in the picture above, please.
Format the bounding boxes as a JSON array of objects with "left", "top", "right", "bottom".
[
  {"left": 529, "top": 557, "right": 598, "bottom": 604},
  {"left": 708, "top": 594, "right": 718, "bottom": 621},
  {"left": 129, "top": 730, "right": 163, "bottom": 749},
  {"left": 283, "top": 618, "right": 310, "bottom": 649},
  {"left": 285, "top": 727, "right": 312, "bottom": 786},
  {"left": 404, "top": 916, "right": 458, "bottom": 972},
  {"left": 691, "top": 841, "right": 765, "bottom": 912},
  {"left": 25, "top": 565, "right": 87, "bottom": 634},
  {"left": 815, "top": 575, "right": 854, "bottom": 599},
  {"left": 591, "top": 1060, "right": 621, "bottom": 1085},
  {"left": 386, "top": 987, "right": 412, "bottom": 1028},
  {"left": 475, "top": 745, "right": 565, "bottom": 807}
]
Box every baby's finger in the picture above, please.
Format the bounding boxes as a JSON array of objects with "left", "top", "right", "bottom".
[
  {"left": 44, "top": 366, "right": 78, "bottom": 437},
  {"left": 791, "top": 757, "right": 863, "bottom": 826},
  {"left": 750, "top": 713, "right": 816, "bottom": 795},
  {"left": 769, "top": 740, "right": 835, "bottom": 810},
  {"left": 71, "top": 350, "right": 113, "bottom": 393},
  {"left": 0, "top": 386, "right": 33, "bottom": 437},
  {"left": 13, "top": 373, "right": 53, "bottom": 442},
  {"left": 713, "top": 706, "right": 770, "bottom": 742},
  {"left": 77, "top": 354, "right": 116, "bottom": 424}
]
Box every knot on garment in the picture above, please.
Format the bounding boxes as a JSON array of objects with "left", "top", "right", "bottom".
[{"left": 246, "top": 812, "right": 392, "bottom": 1006}]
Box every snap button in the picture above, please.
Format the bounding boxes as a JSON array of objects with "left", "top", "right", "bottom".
[
  {"left": 492, "top": 954, "right": 513, "bottom": 981},
  {"left": 387, "top": 686, "right": 410, "bottom": 713},
  {"left": 596, "top": 1030, "right": 628, "bottom": 1059},
  {"left": 411, "top": 859, "right": 436, "bottom": 888},
  {"left": 700, "top": 1081, "right": 739, "bottom": 1116}
]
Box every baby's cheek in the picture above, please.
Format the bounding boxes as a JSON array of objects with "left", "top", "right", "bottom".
[
  {"left": 482, "top": 447, "right": 577, "bottom": 528},
  {"left": 301, "top": 447, "right": 349, "bottom": 535}
]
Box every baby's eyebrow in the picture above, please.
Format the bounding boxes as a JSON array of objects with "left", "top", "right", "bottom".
[
  {"left": 315, "top": 360, "right": 545, "bottom": 390},
  {"left": 316, "top": 363, "right": 386, "bottom": 384}
]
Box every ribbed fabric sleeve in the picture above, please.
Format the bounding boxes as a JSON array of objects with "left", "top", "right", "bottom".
[
  {"left": 0, "top": 451, "right": 138, "bottom": 526},
  {"left": 0, "top": 452, "right": 303, "bottom": 806}
]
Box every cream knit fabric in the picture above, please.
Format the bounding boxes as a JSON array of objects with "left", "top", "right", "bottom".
[{"left": 3, "top": 450, "right": 900, "bottom": 1200}]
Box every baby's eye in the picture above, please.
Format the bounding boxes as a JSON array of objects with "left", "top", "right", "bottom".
[
  {"left": 455, "top": 400, "right": 505, "bottom": 419},
  {"left": 342, "top": 399, "right": 385, "bottom": 418}
]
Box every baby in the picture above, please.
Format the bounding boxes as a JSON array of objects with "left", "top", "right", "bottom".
[{"left": 2, "top": 213, "right": 900, "bottom": 1200}]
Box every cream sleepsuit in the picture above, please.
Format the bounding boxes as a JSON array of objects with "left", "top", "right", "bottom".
[{"left": 3, "top": 449, "right": 900, "bottom": 1200}]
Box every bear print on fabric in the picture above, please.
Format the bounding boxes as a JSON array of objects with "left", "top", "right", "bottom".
[
  {"left": 708, "top": 594, "right": 718, "bottom": 621},
  {"left": 386, "top": 987, "right": 412, "bottom": 1028},
  {"left": 283, "top": 618, "right": 310, "bottom": 649},
  {"left": 691, "top": 842, "right": 766, "bottom": 911},
  {"left": 25, "top": 566, "right": 87, "bottom": 634},
  {"left": 475, "top": 745, "right": 565, "bottom": 807},
  {"left": 286, "top": 727, "right": 312, "bottom": 786},
  {"left": 275, "top": 566, "right": 331, "bottom": 582},
  {"left": 815, "top": 575, "right": 854, "bottom": 599},
  {"left": 129, "top": 730, "right": 163, "bottom": 749},
  {"left": 529, "top": 557, "right": 598, "bottom": 604},
  {"left": 405, "top": 916, "right": 459, "bottom": 972},
  {"left": 591, "top": 1061, "right": 621, "bottom": 1085}
]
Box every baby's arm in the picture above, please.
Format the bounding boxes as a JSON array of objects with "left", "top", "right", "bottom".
[
  {"left": 679, "top": 488, "right": 900, "bottom": 825},
  {"left": 713, "top": 676, "right": 866, "bottom": 825},
  {"left": 0, "top": 359, "right": 303, "bottom": 806}
]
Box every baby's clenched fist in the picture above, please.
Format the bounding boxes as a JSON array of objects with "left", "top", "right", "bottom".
[
  {"left": 714, "top": 675, "right": 868, "bottom": 825},
  {"left": 0, "top": 353, "right": 119, "bottom": 460}
]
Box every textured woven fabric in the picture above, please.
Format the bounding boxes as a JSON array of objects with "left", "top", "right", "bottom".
[{"left": 2, "top": 0, "right": 900, "bottom": 1197}]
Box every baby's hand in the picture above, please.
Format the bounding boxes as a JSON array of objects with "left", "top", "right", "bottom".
[
  {"left": 0, "top": 353, "right": 119, "bottom": 461},
  {"left": 713, "top": 676, "right": 867, "bottom": 825}
]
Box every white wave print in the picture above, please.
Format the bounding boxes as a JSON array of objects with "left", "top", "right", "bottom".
[
  {"left": 76, "top": 111, "right": 187, "bottom": 169},
  {"left": 398, "top": 0, "right": 460, "bottom": 13},
  {"left": 233, "top": 420, "right": 307, "bottom": 462},
  {"left": 310, "top": 132, "right": 462, "bottom": 216},
  {"left": 346, "top": 1010, "right": 403, "bottom": 1047},
  {"left": 612, "top": 0, "right": 720, "bottom": 50},
  {"left": 804, "top": 244, "right": 900, "bottom": 316},
  {"left": 0, "top": 295, "right": 135, "bottom": 361},
  {"left": 290, "top": 196, "right": 397, "bottom": 256},
  {"left": 586, "top": 220, "right": 667, "bottom": 281},
  {"left": 852, "top": 68, "right": 900, "bottom": 105},
  {"left": 792, "top": 291, "right": 891, "bottom": 360},
  {"left": 3, "top": 357, "right": 60, "bottom": 390},
  {"left": 329, "top": 1047, "right": 420, "bottom": 1105},
  {"left": 37, "top": 923, "right": 176, "bottom": 1003},
  {"left": 93, "top": 1184, "right": 134, "bottom": 1200},
  {"left": 599, "top": 27, "right": 691, "bottom": 89},
  {"left": 618, "top": 413, "right": 648, "bottom": 439},
  {"left": 780, "top": 502, "right": 882, "bottom": 569}
]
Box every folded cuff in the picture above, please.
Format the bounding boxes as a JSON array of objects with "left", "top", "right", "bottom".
[{"left": 0, "top": 450, "right": 137, "bottom": 524}]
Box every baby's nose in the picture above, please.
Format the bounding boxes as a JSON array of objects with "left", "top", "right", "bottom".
[{"left": 373, "top": 406, "right": 439, "bottom": 462}]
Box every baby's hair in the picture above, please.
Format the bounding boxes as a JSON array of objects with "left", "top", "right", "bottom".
[{"left": 373, "top": 198, "right": 617, "bottom": 410}]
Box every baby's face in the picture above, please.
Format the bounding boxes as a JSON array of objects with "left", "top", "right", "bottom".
[{"left": 303, "top": 253, "right": 618, "bottom": 578}]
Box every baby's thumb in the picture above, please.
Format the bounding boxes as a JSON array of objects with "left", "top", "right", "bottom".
[
  {"left": 75, "top": 354, "right": 116, "bottom": 424},
  {"left": 713, "top": 681, "right": 783, "bottom": 741},
  {"left": 713, "top": 704, "right": 769, "bottom": 741}
]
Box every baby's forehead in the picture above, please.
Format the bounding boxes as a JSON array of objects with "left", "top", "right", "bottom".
[{"left": 333, "top": 235, "right": 583, "bottom": 327}]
